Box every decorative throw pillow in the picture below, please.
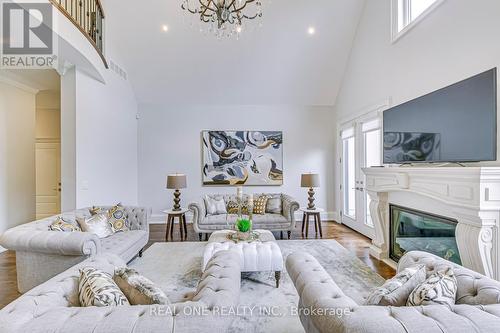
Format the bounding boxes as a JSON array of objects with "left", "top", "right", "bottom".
[
  {"left": 253, "top": 195, "right": 269, "bottom": 215},
  {"left": 204, "top": 196, "right": 227, "bottom": 215},
  {"left": 407, "top": 267, "right": 457, "bottom": 307},
  {"left": 114, "top": 268, "right": 169, "bottom": 305},
  {"left": 226, "top": 200, "right": 249, "bottom": 215},
  {"left": 89, "top": 206, "right": 103, "bottom": 216},
  {"left": 365, "top": 265, "right": 426, "bottom": 306},
  {"left": 108, "top": 204, "right": 129, "bottom": 233},
  {"left": 77, "top": 213, "right": 114, "bottom": 238},
  {"left": 48, "top": 217, "right": 81, "bottom": 232},
  {"left": 266, "top": 195, "right": 282, "bottom": 214},
  {"left": 79, "top": 267, "right": 129, "bottom": 307}
]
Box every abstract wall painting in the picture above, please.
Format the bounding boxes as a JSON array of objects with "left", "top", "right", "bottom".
[{"left": 202, "top": 131, "right": 283, "bottom": 186}]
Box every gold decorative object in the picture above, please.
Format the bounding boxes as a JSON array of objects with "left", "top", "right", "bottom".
[
  {"left": 166, "top": 174, "right": 187, "bottom": 211},
  {"left": 301, "top": 173, "right": 320, "bottom": 210},
  {"left": 227, "top": 230, "right": 260, "bottom": 243}
]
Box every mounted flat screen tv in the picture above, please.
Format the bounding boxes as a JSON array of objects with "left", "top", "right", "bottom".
[{"left": 383, "top": 68, "right": 497, "bottom": 164}]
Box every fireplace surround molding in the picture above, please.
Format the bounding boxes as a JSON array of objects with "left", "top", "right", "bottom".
[{"left": 362, "top": 166, "right": 500, "bottom": 280}]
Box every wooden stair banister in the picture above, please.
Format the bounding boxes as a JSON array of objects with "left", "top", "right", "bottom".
[{"left": 48, "top": 0, "right": 108, "bottom": 68}]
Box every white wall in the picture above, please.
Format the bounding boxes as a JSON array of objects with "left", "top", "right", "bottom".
[
  {"left": 70, "top": 69, "right": 139, "bottom": 208},
  {"left": 0, "top": 81, "right": 36, "bottom": 241},
  {"left": 138, "top": 105, "right": 336, "bottom": 221},
  {"left": 61, "top": 68, "right": 77, "bottom": 211},
  {"left": 52, "top": 0, "right": 140, "bottom": 211},
  {"left": 36, "top": 91, "right": 61, "bottom": 140},
  {"left": 336, "top": 0, "right": 500, "bottom": 131},
  {"left": 333, "top": 0, "right": 500, "bottom": 216}
]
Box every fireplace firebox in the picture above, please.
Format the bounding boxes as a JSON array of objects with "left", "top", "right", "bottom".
[{"left": 389, "top": 204, "right": 462, "bottom": 265}]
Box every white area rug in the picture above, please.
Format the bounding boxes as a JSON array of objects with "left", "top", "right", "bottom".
[{"left": 130, "top": 240, "right": 385, "bottom": 333}]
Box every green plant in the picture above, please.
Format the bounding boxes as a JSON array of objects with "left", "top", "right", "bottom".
[{"left": 236, "top": 218, "right": 252, "bottom": 233}]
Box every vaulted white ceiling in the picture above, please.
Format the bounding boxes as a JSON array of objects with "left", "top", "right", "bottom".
[{"left": 104, "top": 0, "right": 365, "bottom": 105}]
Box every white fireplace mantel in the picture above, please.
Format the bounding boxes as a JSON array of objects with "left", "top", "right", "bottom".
[{"left": 362, "top": 166, "right": 500, "bottom": 280}]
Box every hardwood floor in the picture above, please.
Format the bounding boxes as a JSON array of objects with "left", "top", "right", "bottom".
[
  {"left": 0, "top": 251, "right": 21, "bottom": 309},
  {"left": 0, "top": 221, "right": 395, "bottom": 309}
]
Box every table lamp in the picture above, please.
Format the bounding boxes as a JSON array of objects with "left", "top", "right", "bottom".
[
  {"left": 167, "top": 174, "right": 187, "bottom": 211},
  {"left": 301, "top": 173, "right": 320, "bottom": 210}
]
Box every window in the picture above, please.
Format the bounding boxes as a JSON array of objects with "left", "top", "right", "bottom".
[
  {"left": 341, "top": 127, "right": 356, "bottom": 219},
  {"left": 392, "top": 0, "right": 443, "bottom": 42},
  {"left": 361, "top": 119, "right": 381, "bottom": 227}
]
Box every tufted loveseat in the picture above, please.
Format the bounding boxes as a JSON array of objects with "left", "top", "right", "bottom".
[
  {"left": 0, "top": 250, "right": 241, "bottom": 333},
  {"left": 189, "top": 193, "right": 299, "bottom": 240},
  {"left": 0, "top": 206, "right": 150, "bottom": 293},
  {"left": 286, "top": 250, "right": 500, "bottom": 333}
]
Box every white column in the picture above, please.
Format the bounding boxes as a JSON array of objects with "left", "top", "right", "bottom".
[{"left": 367, "top": 190, "right": 389, "bottom": 260}]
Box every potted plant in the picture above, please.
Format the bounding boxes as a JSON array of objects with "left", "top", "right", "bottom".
[{"left": 236, "top": 218, "right": 252, "bottom": 240}]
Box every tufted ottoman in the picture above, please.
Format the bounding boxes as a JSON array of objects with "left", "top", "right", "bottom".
[{"left": 203, "top": 229, "right": 284, "bottom": 287}]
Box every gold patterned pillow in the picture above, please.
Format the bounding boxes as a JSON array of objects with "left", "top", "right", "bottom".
[
  {"left": 49, "top": 217, "right": 81, "bottom": 232},
  {"left": 108, "top": 204, "right": 129, "bottom": 233},
  {"left": 89, "top": 206, "right": 103, "bottom": 216},
  {"left": 226, "top": 200, "right": 249, "bottom": 215},
  {"left": 253, "top": 195, "right": 270, "bottom": 215}
]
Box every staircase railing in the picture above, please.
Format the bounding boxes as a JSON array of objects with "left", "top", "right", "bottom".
[{"left": 48, "top": 0, "right": 107, "bottom": 68}]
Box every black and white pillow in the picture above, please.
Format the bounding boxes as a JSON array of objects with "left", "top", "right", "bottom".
[
  {"left": 114, "top": 268, "right": 169, "bottom": 305},
  {"left": 79, "top": 267, "right": 129, "bottom": 307},
  {"left": 365, "top": 264, "right": 426, "bottom": 306},
  {"left": 407, "top": 267, "right": 457, "bottom": 307}
]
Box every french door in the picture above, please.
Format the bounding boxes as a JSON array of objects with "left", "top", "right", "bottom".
[{"left": 340, "top": 117, "right": 382, "bottom": 239}]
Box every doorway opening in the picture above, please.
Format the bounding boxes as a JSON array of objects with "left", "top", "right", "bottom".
[{"left": 35, "top": 75, "right": 61, "bottom": 219}]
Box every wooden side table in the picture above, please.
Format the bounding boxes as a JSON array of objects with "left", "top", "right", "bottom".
[
  {"left": 163, "top": 209, "right": 189, "bottom": 241},
  {"left": 300, "top": 208, "right": 324, "bottom": 239}
]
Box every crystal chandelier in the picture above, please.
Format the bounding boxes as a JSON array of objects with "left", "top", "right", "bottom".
[{"left": 181, "top": 0, "right": 263, "bottom": 38}]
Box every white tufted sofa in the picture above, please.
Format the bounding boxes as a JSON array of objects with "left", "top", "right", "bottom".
[
  {"left": 286, "top": 250, "right": 500, "bottom": 333},
  {"left": 0, "top": 250, "right": 241, "bottom": 333},
  {"left": 189, "top": 193, "right": 299, "bottom": 240},
  {"left": 0, "top": 206, "right": 150, "bottom": 293}
]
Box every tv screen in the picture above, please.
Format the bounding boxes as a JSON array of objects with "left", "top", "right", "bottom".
[{"left": 383, "top": 68, "right": 497, "bottom": 164}]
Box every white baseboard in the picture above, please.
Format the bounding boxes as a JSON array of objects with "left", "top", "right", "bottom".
[{"left": 149, "top": 211, "right": 338, "bottom": 224}]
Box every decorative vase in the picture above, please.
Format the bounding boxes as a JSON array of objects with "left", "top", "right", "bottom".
[{"left": 236, "top": 230, "right": 251, "bottom": 241}]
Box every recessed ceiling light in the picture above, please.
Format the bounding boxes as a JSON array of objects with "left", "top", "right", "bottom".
[
  {"left": 236, "top": 25, "right": 242, "bottom": 33},
  {"left": 308, "top": 26, "right": 316, "bottom": 35},
  {"left": 162, "top": 25, "right": 169, "bottom": 32}
]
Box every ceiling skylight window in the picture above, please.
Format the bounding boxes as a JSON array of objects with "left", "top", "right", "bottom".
[{"left": 392, "top": 0, "right": 444, "bottom": 42}]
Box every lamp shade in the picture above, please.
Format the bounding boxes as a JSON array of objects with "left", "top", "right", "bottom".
[
  {"left": 167, "top": 174, "right": 187, "bottom": 189},
  {"left": 301, "top": 173, "right": 320, "bottom": 188}
]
